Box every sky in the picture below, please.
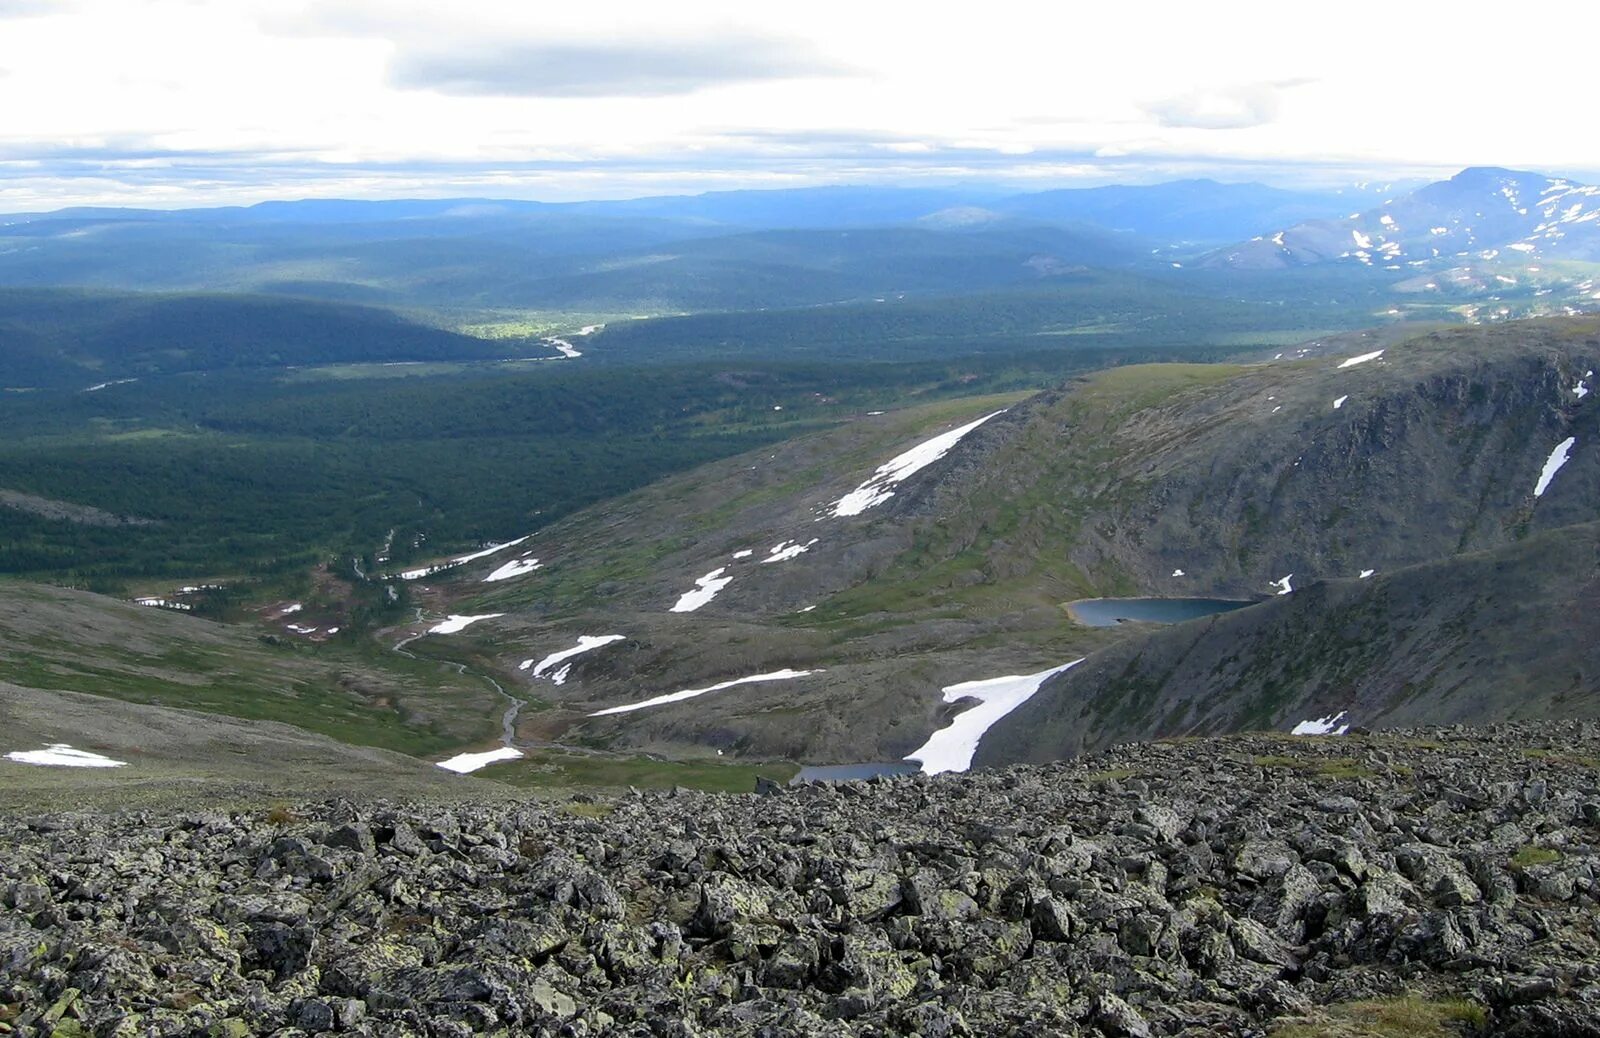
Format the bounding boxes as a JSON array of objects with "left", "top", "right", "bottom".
[{"left": 2, "top": 0, "right": 1598, "bottom": 211}]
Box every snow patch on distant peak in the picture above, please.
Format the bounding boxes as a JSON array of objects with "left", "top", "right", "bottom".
[
  {"left": 1359, "top": 569, "right": 1375, "bottom": 579},
  {"left": 1533, "top": 437, "right": 1576, "bottom": 498},
  {"left": 732, "top": 549, "right": 755, "bottom": 559},
  {"left": 1171, "top": 568, "right": 1185, "bottom": 577},
  {"left": 1291, "top": 712, "right": 1350, "bottom": 736},
  {"left": 1271, "top": 574, "right": 1294, "bottom": 595},
  {"left": 906, "top": 661, "right": 1083, "bottom": 775},
  {"left": 1333, "top": 395, "right": 1349, "bottom": 409},
  {"left": 670, "top": 568, "right": 733, "bottom": 612},
  {"left": 831, "top": 410, "right": 1006, "bottom": 517},
  {"left": 1337, "top": 350, "right": 1384, "bottom": 369}
]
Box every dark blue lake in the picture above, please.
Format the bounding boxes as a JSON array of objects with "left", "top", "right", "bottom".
[{"left": 1068, "top": 597, "right": 1255, "bottom": 628}]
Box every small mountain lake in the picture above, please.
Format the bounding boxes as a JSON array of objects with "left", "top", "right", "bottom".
[{"left": 1067, "top": 597, "right": 1255, "bottom": 628}]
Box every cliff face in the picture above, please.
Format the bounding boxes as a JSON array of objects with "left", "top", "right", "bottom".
[{"left": 4, "top": 723, "right": 1599, "bottom": 1036}]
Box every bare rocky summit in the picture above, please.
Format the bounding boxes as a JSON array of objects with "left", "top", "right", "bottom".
[{"left": 4, "top": 722, "right": 1599, "bottom": 1036}]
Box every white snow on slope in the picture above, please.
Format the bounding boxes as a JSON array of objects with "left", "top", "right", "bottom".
[
  {"left": 1172, "top": 568, "right": 1185, "bottom": 577},
  {"left": 1533, "top": 437, "right": 1576, "bottom": 497},
  {"left": 531, "top": 635, "right": 626, "bottom": 678},
  {"left": 436, "top": 747, "right": 522, "bottom": 773},
  {"left": 1271, "top": 574, "right": 1294, "bottom": 595},
  {"left": 590, "top": 669, "right": 813, "bottom": 717},
  {"left": 396, "top": 537, "right": 529, "bottom": 580},
  {"left": 484, "top": 556, "right": 541, "bottom": 582},
  {"left": 5, "top": 744, "right": 127, "bottom": 768},
  {"left": 831, "top": 411, "right": 1006, "bottom": 517},
  {"left": 1333, "top": 396, "right": 1349, "bottom": 409},
  {"left": 428, "top": 613, "right": 504, "bottom": 635},
  {"left": 761, "top": 539, "right": 818, "bottom": 564},
  {"left": 1359, "top": 569, "right": 1376, "bottom": 579},
  {"left": 905, "top": 661, "right": 1083, "bottom": 775},
  {"left": 1291, "top": 712, "right": 1350, "bottom": 736},
  {"left": 670, "top": 568, "right": 733, "bottom": 612},
  {"left": 1337, "top": 350, "right": 1384, "bottom": 369},
  {"left": 1575, "top": 380, "right": 1590, "bottom": 401},
  {"left": 1351, "top": 229, "right": 1373, "bottom": 249},
  {"left": 732, "top": 550, "right": 755, "bottom": 559}
]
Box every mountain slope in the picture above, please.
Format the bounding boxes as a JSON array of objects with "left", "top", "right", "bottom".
[
  {"left": 403, "top": 317, "right": 1599, "bottom": 768},
  {"left": 975, "top": 519, "right": 1600, "bottom": 766}
]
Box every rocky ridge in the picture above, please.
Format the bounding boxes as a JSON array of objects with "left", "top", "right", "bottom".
[{"left": 4, "top": 722, "right": 1599, "bottom": 1036}]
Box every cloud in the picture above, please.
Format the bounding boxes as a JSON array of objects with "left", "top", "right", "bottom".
[
  {"left": 0, "top": 0, "right": 60, "bottom": 15},
  {"left": 388, "top": 34, "right": 851, "bottom": 98},
  {"left": 1143, "top": 79, "right": 1313, "bottom": 130}
]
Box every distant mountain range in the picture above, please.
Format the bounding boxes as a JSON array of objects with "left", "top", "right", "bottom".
[
  {"left": 0, "top": 179, "right": 1404, "bottom": 312},
  {"left": 1210, "top": 166, "right": 1600, "bottom": 270}
]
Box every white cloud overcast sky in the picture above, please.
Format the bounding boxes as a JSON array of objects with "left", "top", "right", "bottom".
[{"left": 2, "top": 0, "right": 1597, "bottom": 210}]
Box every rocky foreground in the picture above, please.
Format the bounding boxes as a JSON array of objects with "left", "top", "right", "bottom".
[{"left": 3, "top": 724, "right": 1600, "bottom": 1037}]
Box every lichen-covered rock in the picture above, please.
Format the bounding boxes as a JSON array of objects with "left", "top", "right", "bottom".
[{"left": 1, "top": 723, "right": 1598, "bottom": 1036}]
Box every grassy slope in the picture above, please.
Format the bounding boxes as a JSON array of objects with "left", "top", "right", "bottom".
[{"left": 0, "top": 580, "right": 503, "bottom": 758}]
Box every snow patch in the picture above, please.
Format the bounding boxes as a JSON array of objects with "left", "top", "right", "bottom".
[
  {"left": 395, "top": 537, "right": 529, "bottom": 580},
  {"left": 1359, "top": 569, "right": 1375, "bottom": 579},
  {"left": 1171, "top": 568, "right": 1185, "bottom": 577},
  {"left": 428, "top": 613, "right": 504, "bottom": 635},
  {"left": 905, "top": 661, "right": 1084, "bottom": 775},
  {"left": 761, "top": 539, "right": 818, "bottom": 564},
  {"left": 436, "top": 747, "right": 522, "bottom": 774},
  {"left": 4, "top": 744, "right": 128, "bottom": 768},
  {"left": 1333, "top": 395, "right": 1349, "bottom": 409},
  {"left": 1533, "top": 437, "right": 1576, "bottom": 497},
  {"left": 670, "top": 568, "right": 733, "bottom": 612},
  {"left": 732, "top": 549, "right": 755, "bottom": 559},
  {"left": 590, "top": 669, "right": 814, "bottom": 717},
  {"left": 1291, "top": 712, "right": 1351, "bottom": 736},
  {"left": 483, "top": 556, "right": 541, "bottom": 582},
  {"left": 1574, "top": 380, "right": 1590, "bottom": 401},
  {"left": 1337, "top": 350, "right": 1384, "bottom": 369},
  {"left": 1271, "top": 574, "right": 1294, "bottom": 595},
  {"left": 831, "top": 410, "right": 1006, "bottom": 517},
  {"left": 531, "top": 635, "right": 625, "bottom": 678}
]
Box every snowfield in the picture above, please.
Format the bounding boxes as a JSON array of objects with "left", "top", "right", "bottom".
[
  {"left": 530, "top": 635, "right": 626, "bottom": 678},
  {"left": 1292, "top": 713, "right": 1351, "bottom": 736},
  {"left": 435, "top": 747, "right": 522, "bottom": 774},
  {"left": 483, "top": 556, "right": 541, "bottom": 582},
  {"left": 831, "top": 410, "right": 1006, "bottom": 517},
  {"left": 670, "top": 568, "right": 734, "bottom": 612},
  {"left": 1337, "top": 350, "right": 1384, "bottom": 369},
  {"left": 905, "top": 661, "right": 1083, "bottom": 775},
  {"left": 395, "top": 537, "right": 528, "bottom": 580},
  {"left": 590, "top": 669, "right": 814, "bottom": 717},
  {"left": 5, "top": 744, "right": 128, "bottom": 768},
  {"left": 428, "top": 613, "right": 504, "bottom": 635},
  {"left": 1534, "top": 437, "right": 1576, "bottom": 497}
]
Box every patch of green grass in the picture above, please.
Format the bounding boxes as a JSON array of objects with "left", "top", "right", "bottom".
[
  {"left": 483, "top": 750, "right": 800, "bottom": 794},
  {"left": 1272, "top": 996, "right": 1487, "bottom": 1037},
  {"left": 1510, "top": 845, "right": 1562, "bottom": 869}
]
